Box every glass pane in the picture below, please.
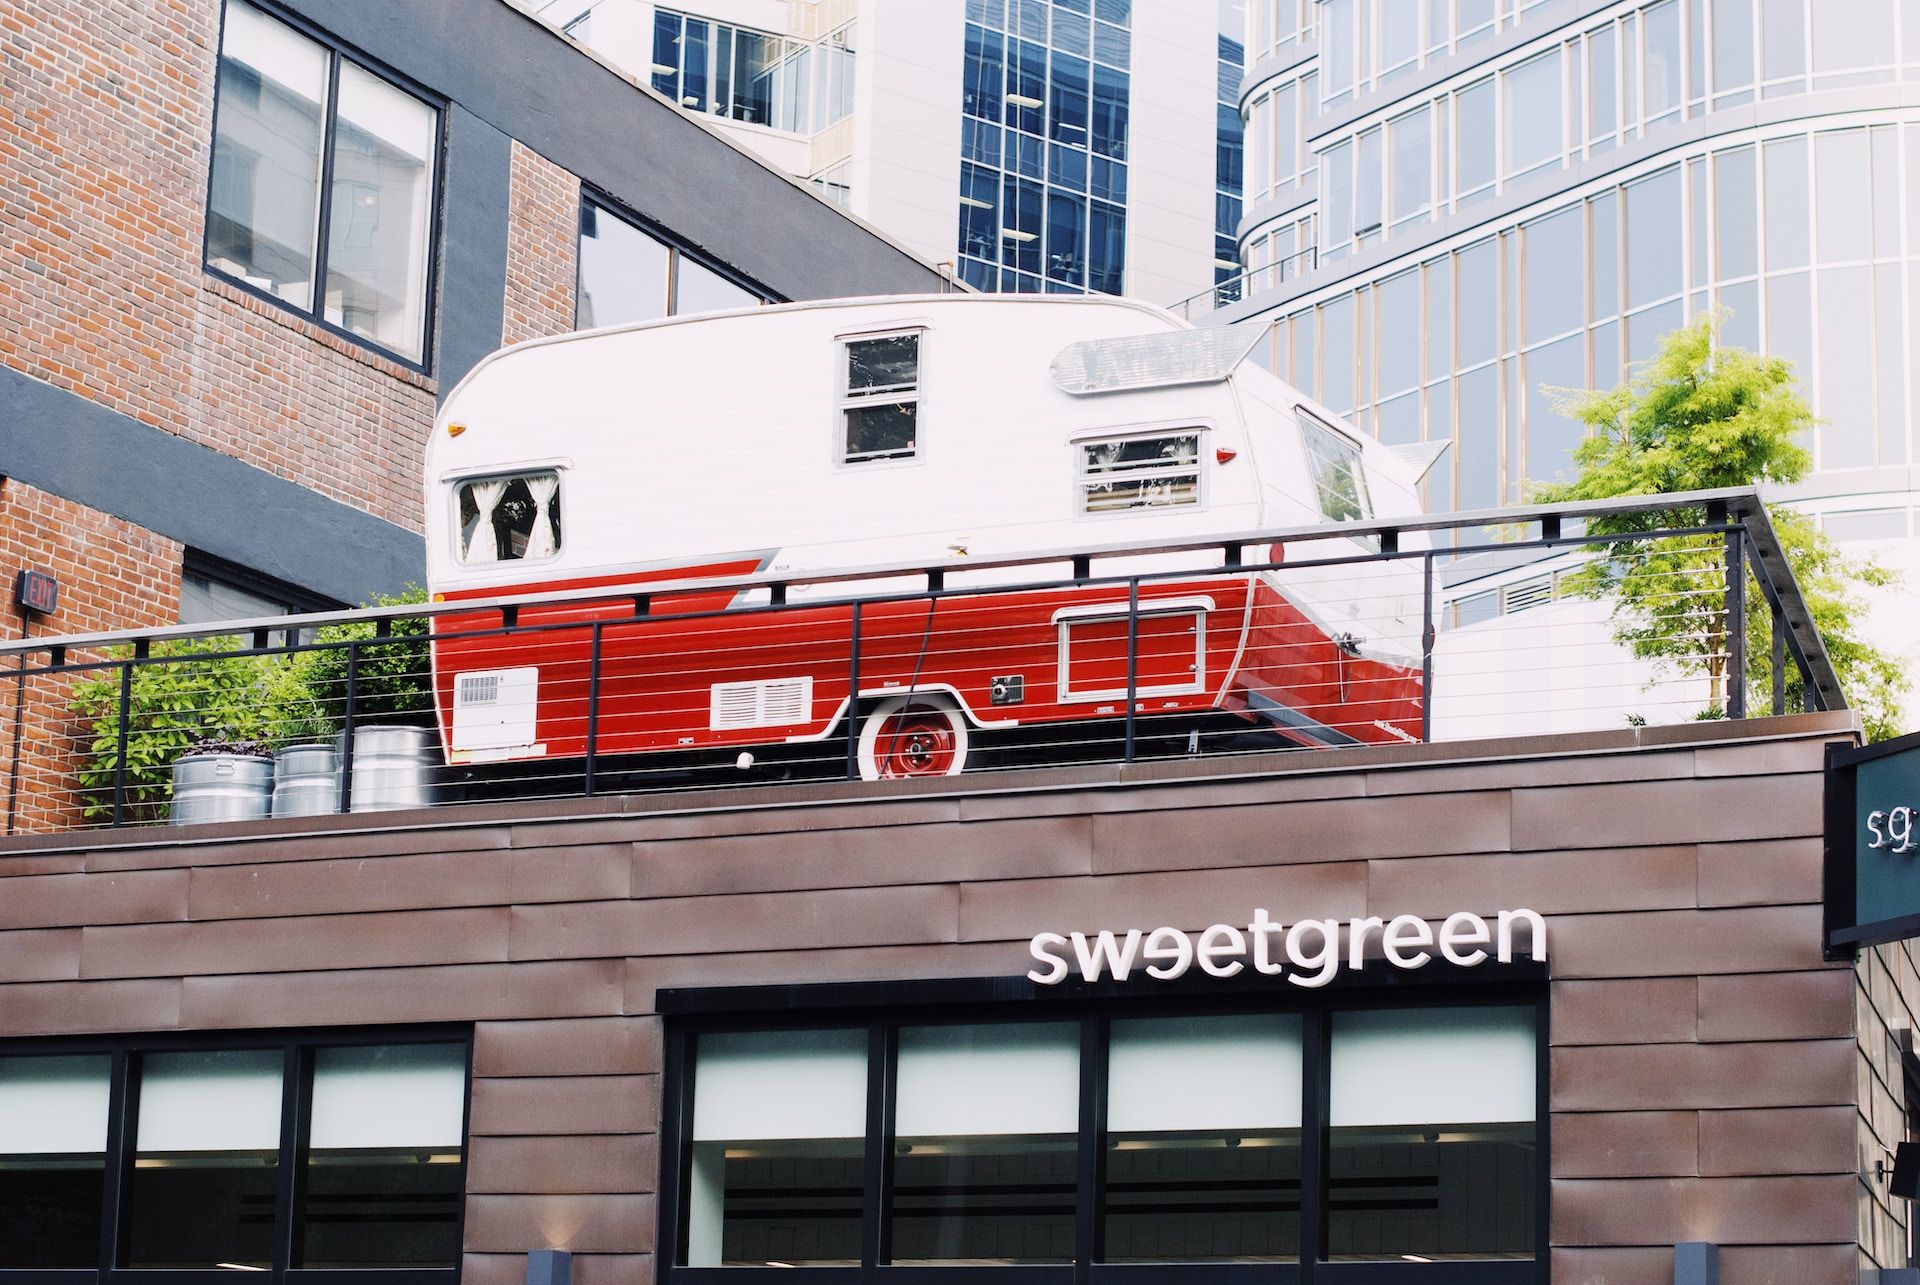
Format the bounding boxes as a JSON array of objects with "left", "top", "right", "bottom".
[
  {"left": 846, "top": 334, "right": 919, "bottom": 393},
  {"left": 1089, "top": 199, "right": 1126, "bottom": 294},
  {"left": 1816, "top": 130, "right": 1871, "bottom": 265},
  {"left": 1356, "top": 128, "right": 1383, "bottom": 236},
  {"left": 844, "top": 404, "right": 918, "bottom": 461},
  {"left": 127, "top": 1049, "right": 283, "bottom": 1269},
  {"left": 1320, "top": 294, "right": 1354, "bottom": 413},
  {"left": 1715, "top": 146, "right": 1758, "bottom": 280},
  {"left": 1588, "top": 24, "right": 1616, "bottom": 144},
  {"left": 1378, "top": 269, "right": 1419, "bottom": 396},
  {"left": 1764, "top": 136, "right": 1810, "bottom": 270},
  {"left": 688, "top": 1030, "right": 866, "bottom": 1268},
  {"left": 1643, "top": 0, "right": 1682, "bottom": 120},
  {"left": 577, "top": 201, "right": 669, "bottom": 328},
  {"left": 1456, "top": 79, "right": 1495, "bottom": 196},
  {"left": 1389, "top": 106, "right": 1430, "bottom": 225},
  {"left": 677, "top": 256, "right": 758, "bottom": 314},
  {"left": 1761, "top": 0, "right": 1804, "bottom": 83},
  {"left": 1712, "top": 0, "right": 1755, "bottom": 96},
  {"left": 207, "top": 1, "right": 327, "bottom": 308},
  {"left": 324, "top": 62, "right": 437, "bottom": 363},
  {"left": 1105, "top": 1015, "right": 1302, "bottom": 1263},
  {"left": 1457, "top": 239, "right": 1498, "bottom": 367},
  {"left": 1625, "top": 167, "right": 1682, "bottom": 310},
  {"left": 891, "top": 1024, "right": 1078, "bottom": 1265},
  {"left": 1504, "top": 51, "right": 1561, "bottom": 179},
  {"left": 1819, "top": 266, "right": 1875, "bottom": 469},
  {"left": 1523, "top": 207, "right": 1582, "bottom": 344},
  {"left": 1079, "top": 434, "right": 1200, "bottom": 511},
  {"left": 1524, "top": 332, "right": 1587, "bottom": 484},
  {"left": 0, "top": 1055, "right": 110, "bottom": 1267},
  {"left": 1048, "top": 191, "right": 1088, "bottom": 285},
  {"left": 301, "top": 1044, "right": 465, "bottom": 1268},
  {"left": 1327, "top": 1008, "right": 1536, "bottom": 1262},
  {"left": 1301, "top": 415, "right": 1371, "bottom": 521}
]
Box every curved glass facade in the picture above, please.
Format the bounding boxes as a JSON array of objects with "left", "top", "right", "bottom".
[{"left": 1223, "top": 0, "right": 1920, "bottom": 531}]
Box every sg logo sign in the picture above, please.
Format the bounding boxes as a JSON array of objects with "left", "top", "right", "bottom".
[{"left": 1869, "top": 806, "right": 1917, "bottom": 855}]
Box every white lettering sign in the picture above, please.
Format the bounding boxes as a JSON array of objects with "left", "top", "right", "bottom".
[
  {"left": 1027, "top": 909, "right": 1547, "bottom": 987},
  {"left": 1869, "top": 807, "right": 1917, "bottom": 855}
]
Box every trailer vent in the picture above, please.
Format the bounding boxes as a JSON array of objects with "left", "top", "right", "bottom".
[
  {"left": 458, "top": 673, "right": 502, "bottom": 706},
  {"left": 710, "top": 676, "right": 814, "bottom": 730}
]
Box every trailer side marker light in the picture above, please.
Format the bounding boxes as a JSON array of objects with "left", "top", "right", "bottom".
[
  {"left": 447, "top": 422, "right": 467, "bottom": 437},
  {"left": 1215, "top": 447, "right": 1238, "bottom": 464}
]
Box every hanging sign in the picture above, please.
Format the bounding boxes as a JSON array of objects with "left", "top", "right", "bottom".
[{"left": 1825, "top": 730, "right": 1920, "bottom": 956}]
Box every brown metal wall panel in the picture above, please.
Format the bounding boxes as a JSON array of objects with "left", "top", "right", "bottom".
[
  {"left": 0, "top": 925, "right": 82, "bottom": 980},
  {"left": 463, "top": 1193, "right": 655, "bottom": 1253},
  {"left": 1550, "top": 978, "right": 1700, "bottom": 1046},
  {"left": 1545, "top": 905, "right": 1828, "bottom": 978},
  {"left": 1697, "top": 970, "right": 1859, "bottom": 1042},
  {"left": 1550, "top": 1174, "right": 1859, "bottom": 1245},
  {"left": 0, "top": 977, "right": 182, "bottom": 1031},
  {"left": 1697, "top": 837, "right": 1824, "bottom": 908},
  {"left": 178, "top": 959, "right": 625, "bottom": 1028},
  {"left": 469, "top": 1074, "right": 657, "bottom": 1137},
  {"left": 510, "top": 844, "right": 635, "bottom": 903},
  {"left": 1366, "top": 846, "right": 1699, "bottom": 917},
  {"left": 955, "top": 862, "right": 1369, "bottom": 942},
  {"left": 467, "top": 1133, "right": 658, "bottom": 1195},
  {"left": 473, "top": 1017, "right": 660, "bottom": 1079},
  {"left": 1551, "top": 1039, "right": 1857, "bottom": 1111},
  {"left": 1696, "top": 1106, "right": 1858, "bottom": 1176},
  {"left": 80, "top": 905, "right": 513, "bottom": 978},
  {"left": 0, "top": 867, "right": 189, "bottom": 929},
  {"left": 1511, "top": 774, "right": 1823, "bottom": 849},
  {"left": 1550, "top": 1110, "right": 1698, "bottom": 1179},
  {"left": 186, "top": 849, "right": 517, "bottom": 920}
]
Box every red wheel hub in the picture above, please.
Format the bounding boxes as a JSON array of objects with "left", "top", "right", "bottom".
[{"left": 873, "top": 708, "right": 958, "bottom": 777}]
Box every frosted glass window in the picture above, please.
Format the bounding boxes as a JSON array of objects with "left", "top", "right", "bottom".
[
  {"left": 1457, "top": 239, "right": 1498, "bottom": 367},
  {"left": 1380, "top": 0, "right": 1419, "bottom": 74},
  {"left": 1812, "top": 0, "right": 1894, "bottom": 85},
  {"left": 1525, "top": 333, "right": 1587, "bottom": 483},
  {"left": 1816, "top": 130, "right": 1872, "bottom": 265},
  {"left": 1643, "top": 0, "right": 1681, "bottom": 122},
  {"left": 1715, "top": 146, "right": 1758, "bottom": 280},
  {"left": 1819, "top": 267, "right": 1875, "bottom": 470},
  {"left": 1523, "top": 207, "right": 1582, "bottom": 344},
  {"left": 128, "top": 1049, "right": 284, "bottom": 1269},
  {"left": 1457, "top": 79, "right": 1496, "bottom": 199},
  {"left": 1327, "top": 1008, "right": 1536, "bottom": 1262},
  {"left": 1105, "top": 1015, "right": 1302, "bottom": 1263},
  {"left": 1591, "top": 189, "right": 1621, "bottom": 320},
  {"left": 1389, "top": 105, "right": 1431, "bottom": 227},
  {"left": 1588, "top": 24, "right": 1617, "bottom": 147},
  {"left": 1274, "top": 82, "right": 1298, "bottom": 186},
  {"left": 892, "top": 1024, "right": 1078, "bottom": 1264},
  {"left": 1712, "top": 0, "right": 1754, "bottom": 101},
  {"left": 1504, "top": 51, "right": 1562, "bottom": 179},
  {"left": 302, "top": 1044, "right": 466, "bottom": 1268},
  {"left": 1356, "top": 128, "right": 1383, "bottom": 237},
  {"left": 1323, "top": 0, "right": 1356, "bottom": 104},
  {"left": 0, "top": 1055, "right": 110, "bottom": 1268},
  {"left": 1378, "top": 269, "right": 1420, "bottom": 396},
  {"left": 206, "top": 1, "right": 327, "bottom": 310},
  {"left": 687, "top": 1030, "right": 866, "bottom": 1267},
  {"left": 1625, "top": 167, "right": 1682, "bottom": 310},
  {"left": 1765, "top": 137, "right": 1811, "bottom": 270},
  {"left": 323, "top": 62, "right": 438, "bottom": 363},
  {"left": 1761, "top": 0, "right": 1805, "bottom": 83}
]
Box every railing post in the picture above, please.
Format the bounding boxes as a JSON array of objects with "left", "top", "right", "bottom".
[
  {"left": 336, "top": 640, "right": 359, "bottom": 815},
  {"left": 1771, "top": 604, "right": 1787, "bottom": 717},
  {"left": 846, "top": 602, "right": 862, "bottom": 781},
  {"left": 583, "top": 621, "right": 603, "bottom": 798},
  {"left": 1724, "top": 526, "right": 1746, "bottom": 720},
  {"left": 1420, "top": 551, "right": 1436, "bottom": 743},
  {"left": 110, "top": 657, "right": 133, "bottom": 828},
  {"left": 1123, "top": 579, "right": 1140, "bottom": 764}
]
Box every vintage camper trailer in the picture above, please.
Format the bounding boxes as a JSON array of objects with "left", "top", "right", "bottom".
[{"left": 425, "top": 295, "right": 1436, "bottom": 780}]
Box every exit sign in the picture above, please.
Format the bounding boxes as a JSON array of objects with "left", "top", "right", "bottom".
[{"left": 15, "top": 569, "right": 57, "bottom": 615}]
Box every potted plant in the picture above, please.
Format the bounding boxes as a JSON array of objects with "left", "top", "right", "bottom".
[
  {"left": 169, "top": 733, "right": 276, "bottom": 827},
  {"left": 297, "top": 587, "right": 439, "bottom": 812}
]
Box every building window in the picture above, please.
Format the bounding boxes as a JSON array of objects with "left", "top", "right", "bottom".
[
  {"left": 0, "top": 1031, "right": 468, "bottom": 1276},
  {"left": 576, "top": 196, "right": 769, "bottom": 329},
  {"left": 661, "top": 996, "right": 1542, "bottom": 1276},
  {"left": 839, "top": 331, "right": 922, "bottom": 463},
  {"left": 651, "top": 8, "right": 854, "bottom": 135},
  {"left": 206, "top": 0, "right": 441, "bottom": 366},
  {"left": 456, "top": 470, "right": 563, "bottom": 565},
  {"left": 179, "top": 552, "right": 339, "bottom": 648},
  {"left": 1078, "top": 430, "right": 1202, "bottom": 514}
]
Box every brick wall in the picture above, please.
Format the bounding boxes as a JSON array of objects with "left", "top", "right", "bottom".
[
  {"left": 0, "top": 0, "right": 436, "bottom": 531},
  {"left": 0, "top": 479, "right": 182, "bottom": 833},
  {"left": 0, "top": 717, "right": 1873, "bottom": 1283},
  {"left": 503, "top": 141, "right": 582, "bottom": 347}
]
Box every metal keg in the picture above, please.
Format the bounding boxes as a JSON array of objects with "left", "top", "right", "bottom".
[
  {"left": 170, "top": 753, "right": 274, "bottom": 826},
  {"left": 271, "top": 743, "right": 339, "bottom": 817},
  {"left": 346, "top": 725, "right": 439, "bottom": 812}
]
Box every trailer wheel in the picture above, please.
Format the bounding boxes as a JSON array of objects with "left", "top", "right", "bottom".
[{"left": 857, "top": 695, "right": 970, "bottom": 781}]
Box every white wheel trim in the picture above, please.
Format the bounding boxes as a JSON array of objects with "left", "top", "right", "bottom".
[{"left": 856, "top": 694, "right": 971, "bottom": 782}]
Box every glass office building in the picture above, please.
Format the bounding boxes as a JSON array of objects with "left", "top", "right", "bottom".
[{"left": 1217, "top": 0, "right": 1920, "bottom": 543}]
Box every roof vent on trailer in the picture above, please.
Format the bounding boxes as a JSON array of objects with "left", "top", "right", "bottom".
[
  {"left": 710, "top": 677, "right": 814, "bottom": 730},
  {"left": 1051, "top": 322, "right": 1267, "bottom": 396}
]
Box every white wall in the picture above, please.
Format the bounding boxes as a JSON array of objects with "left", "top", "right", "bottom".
[
  {"left": 1123, "top": 0, "right": 1220, "bottom": 307},
  {"left": 847, "top": 0, "right": 965, "bottom": 270}
]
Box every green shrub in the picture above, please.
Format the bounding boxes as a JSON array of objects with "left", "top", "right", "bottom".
[{"left": 301, "top": 586, "right": 434, "bottom": 728}]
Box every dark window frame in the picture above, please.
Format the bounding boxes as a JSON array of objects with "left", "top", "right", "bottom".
[
  {"left": 0, "top": 1023, "right": 473, "bottom": 1285},
  {"left": 657, "top": 968, "right": 1550, "bottom": 1285},
  {"left": 201, "top": 0, "right": 448, "bottom": 374},
  {"left": 182, "top": 550, "right": 345, "bottom": 619},
  {"left": 573, "top": 190, "right": 780, "bottom": 331}
]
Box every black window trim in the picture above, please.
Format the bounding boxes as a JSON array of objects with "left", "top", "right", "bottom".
[
  {"left": 0, "top": 1023, "right": 473, "bottom": 1285},
  {"left": 657, "top": 966, "right": 1550, "bottom": 1285},
  {"left": 182, "top": 548, "right": 346, "bottom": 618},
  {"left": 574, "top": 189, "right": 782, "bottom": 331},
  {"left": 202, "top": 0, "right": 449, "bottom": 375}
]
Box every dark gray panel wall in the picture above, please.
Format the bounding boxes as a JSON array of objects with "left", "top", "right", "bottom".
[
  {"left": 435, "top": 105, "right": 515, "bottom": 392},
  {"left": 0, "top": 367, "right": 424, "bottom": 605},
  {"left": 276, "top": 0, "right": 945, "bottom": 303}
]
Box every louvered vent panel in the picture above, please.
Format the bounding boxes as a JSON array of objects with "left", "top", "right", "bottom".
[
  {"left": 458, "top": 673, "right": 501, "bottom": 706},
  {"left": 1502, "top": 577, "right": 1553, "bottom": 614},
  {"left": 709, "top": 677, "right": 813, "bottom": 730},
  {"left": 759, "top": 678, "right": 810, "bottom": 725}
]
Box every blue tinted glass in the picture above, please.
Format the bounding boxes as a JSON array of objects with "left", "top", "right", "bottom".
[
  {"left": 959, "top": 162, "right": 1000, "bottom": 259},
  {"left": 1051, "top": 53, "right": 1090, "bottom": 145},
  {"left": 1015, "top": 131, "right": 1044, "bottom": 178},
  {"left": 1216, "top": 102, "right": 1243, "bottom": 190},
  {"left": 1092, "top": 156, "right": 1127, "bottom": 203},
  {"left": 1012, "top": 40, "right": 1047, "bottom": 135},
  {"left": 1055, "top": 0, "right": 1091, "bottom": 13},
  {"left": 1089, "top": 200, "right": 1126, "bottom": 293},
  {"left": 963, "top": 117, "right": 1001, "bottom": 165},
  {"left": 1093, "top": 19, "right": 1130, "bottom": 67},
  {"left": 960, "top": 256, "right": 998, "bottom": 291},
  {"left": 1216, "top": 192, "right": 1241, "bottom": 239},
  {"left": 651, "top": 12, "right": 682, "bottom": 99},
  {"left": 1055, "top": 8, "right": 1092, "bottom": 55},
  {"left": 963, "top": 25, "right": 1005, "bottom": 122},
  {"left": 1004, "top": 176, "right": 1044, "bottom": 271},
  {"left": 682, "top": 20, "right": 709, "bottom": 111},
  {"left": 966, "top": 0, "right": 1006, "bottom": 28},
  {"left": 1047, "top": 191, "right": 1088, "bottom": 284},
  {"left": 1218, "top": 38, "right": 1244, "bottom": 99},
  {"left": 1091, "top": 64, "right": 1129, "bottom": 158},
  {"left": 1013, "top": 270, "right": 1044, "bottom": 292},
  {"left": 1016, "top": 0, "right": 1049, "bottom": 42},
  {"left": 1095, "top": 0, "right": 1130, "bottom": 26},
  {"left": 1050, "top": 143, "right": 1089, "bottom": 191}
]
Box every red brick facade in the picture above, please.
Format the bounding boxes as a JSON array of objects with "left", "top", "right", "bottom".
[
  {"left": 0, "top": 479, "right": 181, "bottom": 834},
  {"left": 503, "top": 141, "right": 582, "bottom": 347}
]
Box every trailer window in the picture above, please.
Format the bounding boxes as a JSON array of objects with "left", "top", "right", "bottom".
[
  {"left": 456, "top": 471, "right": 562, "bottom": 565},
  {"left": 840, "top": 331, "right": 920, "bottom": 463},
  {"left": 1300, "top": 415, "right": 1372, "bottom": 523},
  {"left": 1078, "top": 432, "right": 1201, "bottom": 514}
]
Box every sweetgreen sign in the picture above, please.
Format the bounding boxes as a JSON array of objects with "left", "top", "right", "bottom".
[{"left": 1826, "top": 731, "right": 1920, "bottom": 956}]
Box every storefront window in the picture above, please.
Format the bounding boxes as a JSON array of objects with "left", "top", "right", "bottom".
[
  {"left": 1327, "top": 1006, "right": 1537, "bottom": 1261},
  {"left": 0, "top": 1055, "right": 110, "bottom": 1267},
  {"left": 892, "top": 1023, "right": 1079, "bottom": 1264},
  {"left": 687, "top": 1029, "right": 867, "bottom": 1267}
]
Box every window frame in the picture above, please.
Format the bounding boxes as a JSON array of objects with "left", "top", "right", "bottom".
[
  {"left": 450, "top": 466, "right": 567, "bottom": 569},
  {"left": 656, "top": 970, "right": 1549, "bottom": 1283},
  {"left": 1071, "top": 424, "right": 1209, "bottom": 518},
  {"left": 573, "top": 190, "right": 776, "bottom": 330},
  {"left": 0, "top": 1024, "right": 472, "bottom": 1285},
  {"left": 833, "top": 325, "right": 929, "bottom": 469},
  {"left": 201, "top": 0, "right": 448, "bottom": 373}
]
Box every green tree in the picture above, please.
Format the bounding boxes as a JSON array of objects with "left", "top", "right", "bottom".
[{"left": 1531, "top": 315, "right": 1906, "bottom": 740}]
